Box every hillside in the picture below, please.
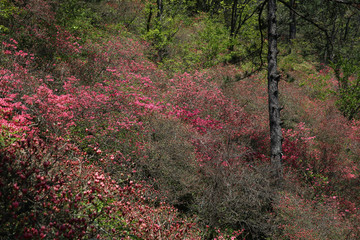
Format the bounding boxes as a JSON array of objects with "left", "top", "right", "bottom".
[{"left": 0, "top": 0, "right": 359, "bottom": 239}]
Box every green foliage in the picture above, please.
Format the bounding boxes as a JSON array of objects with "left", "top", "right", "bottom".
[
  {"left": 305, "top": 72, "right": 335, "bottom": 100},
  {"left": 0, "top": 0, "right": 19, "bottom": 34},
  {"left": 0, "top": 126, "right": 20, "bottom": 149},
  {"left": 158, "top": 14, "right": 233, "bottom": 72},
  {"left": 56, "top": 0, "right": 101, "bottom": 39},
  {"left": 279, "top": 52, "right": 314, "bottom": 74},
  {"left": 331, "top": 55, "right": 359, "bottom": 89},
  {"left": 141, "top": 0, "right": 196, "bottom": 63},
  {"left": 332, "top": 55, "right": 360, "bottom": 119},
  {"left": 337, "top": 84, "right": 360, "bottom": 120},
  {"left": 196, "top": 16, "right": 231, "bottom": 66},
  {"left": 143, "top": 17, "right": 178, "bottom": 52},
  {"left": 143, "top": 0, "right": 263, "bottom": 71},
  {"left": 279, "top": 52, "right": 336, "bottom": 101}
]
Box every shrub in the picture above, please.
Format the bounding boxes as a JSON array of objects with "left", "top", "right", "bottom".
[
  {"left": 273, "top": 192, "right": 353, "bottom": 240},
  {"left": 198, "top": 163, "right": 276, "bottom": 239}
]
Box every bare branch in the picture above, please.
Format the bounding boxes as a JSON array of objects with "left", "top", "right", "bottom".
[
  {"left": 278, "top": 0, "right": 329, "bottom": 35},
  {"left": 327, "top": 0, "right": 360, "bottom": 8},
  {"left": 278, "top": 0, "right": 333, "bottom": 54}
]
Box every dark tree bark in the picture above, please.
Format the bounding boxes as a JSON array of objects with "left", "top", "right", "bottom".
[
  {"left": 342, "top": 16, "right": 352, "bottom": 41},
  {"left": 229, "top": 0, "right": 239, "bottom": 51},
  {"left": 289, "top": 0, "right": 296, "bottom": 40},
  {"left": 267, "top": 0, "right": 283, "bottom": 184},
  {"left": 227, "top": 0, "right": 258, "bottom": 52},
  {"left": 146, "top": 5, "right": 153, "bottom": 32},
  {"left": 230, "top": 0, "right": 239, "bottom": 39},
  {"left": 157, "top": 0, "right": 163, "bottom": 20}
]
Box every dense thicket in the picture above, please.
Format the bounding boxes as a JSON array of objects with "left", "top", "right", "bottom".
[{"left": 0, "top": 0, "right": 359, "bottom": 239}]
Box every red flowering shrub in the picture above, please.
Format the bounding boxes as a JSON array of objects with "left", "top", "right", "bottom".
[
  {"left": 1, "top": 24, "right": 251, "bottom": 238},
  {"left": 0, "top": 40, "right": 207, "bottom": 240},
  {"left": 0, "top": 132, "right": 205, "bottom": 239}
]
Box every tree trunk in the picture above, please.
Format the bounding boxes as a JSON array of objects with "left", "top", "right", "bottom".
[
  {"left": 289, "top": 0, "right": 296, "bottom": 41},
  {"left": 268, "top": 0, "right": 283, "bottom": 184},
  {"left": 146, "top": 5, "right": 153, "bottom": 32},
  {"left": 342, "top": 16, "right": 351, "bottom": 41},
  {"left": 229, "top": 0, "right": 239, "bottom": 51},
  {"left": 230, "top": 0, "right": 238, "bottom": 39},
  {"left": 157, "top": 0, "right": 163, "bottom": 20}
]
